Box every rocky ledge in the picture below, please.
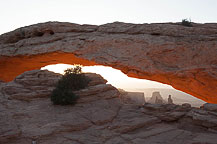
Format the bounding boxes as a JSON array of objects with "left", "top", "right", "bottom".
[{"left": 0, "top": 70, "right": 217, "bottom": 144}]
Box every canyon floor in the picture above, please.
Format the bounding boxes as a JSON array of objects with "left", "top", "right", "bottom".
[{"left": 1, "top": 70, "right": 217, "bottom": 144}]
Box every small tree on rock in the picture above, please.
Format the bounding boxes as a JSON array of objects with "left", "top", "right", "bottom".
[
  {"left": 181, "top": 19, "right": 192, "bottom": 27},
  {"left": 51, "top": 66, "right": 89, "bottom": 105}
]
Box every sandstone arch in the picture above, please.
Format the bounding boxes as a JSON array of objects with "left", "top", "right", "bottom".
[{"left": 0, "top": 22, "right": 217, "bottom": 103}]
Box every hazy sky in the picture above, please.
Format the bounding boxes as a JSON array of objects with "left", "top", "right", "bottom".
[
  {"left": 0, "top": 0, "right": 217, "bottom": 34},
  {"left": 42, "top": 64, "right": 173, "bottom": 90},
  {"left": 1, "top": 0, "right": 216, "bottom": 90}
]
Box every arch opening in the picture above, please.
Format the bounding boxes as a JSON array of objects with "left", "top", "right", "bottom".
[{"left": 42, "top": 64, "right": 205, "bottom": 107}]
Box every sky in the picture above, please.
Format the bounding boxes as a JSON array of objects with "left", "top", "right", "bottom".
[
  {"left": 1, "top": 0, "right": 216, "bottom": 90},
  {"left": 42, "top": 64, "right": 173, "bottom": 90},
  {"left": 0, "top": 0, "right": 217, "bottom": 34}
]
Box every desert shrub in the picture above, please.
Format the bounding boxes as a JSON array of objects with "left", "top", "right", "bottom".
[
  {"left": 51, "top": 66, "right": 89, "bottom": 105},
  {"left": 51, "top": 88, "right": 78, "bottom": 105},
  {"left": 181, "top": 19, "right": 192, "bottom": 27},
  {"left": 57, "top": 66, "right": 89, "bottom": 91}
]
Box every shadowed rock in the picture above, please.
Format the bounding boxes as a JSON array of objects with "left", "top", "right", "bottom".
[{"left": 1, "top": 70, "right": 217, "bottom": 144}]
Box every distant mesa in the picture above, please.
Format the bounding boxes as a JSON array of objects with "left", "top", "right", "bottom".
[
  {"left": 0, "top": 22, "right": 216, "bottom": 103},
  {"left": 119, "top": 89, "right": 145, "bottom": 105},
  {"left": 148, "top": 91, "right": 166, "bottom": 104}
]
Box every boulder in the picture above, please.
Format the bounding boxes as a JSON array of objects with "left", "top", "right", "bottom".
[
  {"left": 1, "top": 70, "right": 108, "bottom": 102},
  {"left": 182, "top": 103, "right": 192, "bottom": 109},
  {"left": 186, "top": 108, "right": 217, "bottom": 128},
  {"left": 202, "top": 103, "right": 217, "bottom": 112},
  {"left": 158, "top": 111, "right": 186, "bottom": 122}
]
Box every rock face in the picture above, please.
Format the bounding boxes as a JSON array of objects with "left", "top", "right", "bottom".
[
  {"left": 0, "top": 70, "right": 121, "bottom": 144},
  {"left": 1, "top": 70, "right": 61, "bottom": 101},
  {"left": 1, "top": 70, "right": 107, "bottom": 102},
  {"left": 0, "top": 22, "right": 217, "bottom": 103},
  {"left": 1, "top": 70, "right": 217, "bottom": 144}
]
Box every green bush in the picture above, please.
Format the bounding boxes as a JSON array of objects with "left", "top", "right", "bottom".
[
  {"left": 51, "top": 88, "right": 79, "bottom": 105},
  {"left": 51, "top": 66, "right": 89, "bottom": 105},
  {"left": 181, "top": 19, "right": 192, "bottom": 27}
]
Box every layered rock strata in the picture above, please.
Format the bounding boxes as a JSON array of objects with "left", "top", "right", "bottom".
[
  {"left": 0, "top": 22, "right": 216, "bottom": 102},
  {"left": 1, "top": 70, "right": 217, "bottom": 144}
]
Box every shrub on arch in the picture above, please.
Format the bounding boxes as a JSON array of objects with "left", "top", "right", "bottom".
[
  {"left": 51, "top": 66, "right": 90, "bottom": 105},
  {"left": 181, "top": 19, "right": 192, "bottom": 27}
]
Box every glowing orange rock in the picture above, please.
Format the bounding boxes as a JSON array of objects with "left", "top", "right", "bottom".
[{"left": 0, "top": 22, "right": 217, "bottom": 103}]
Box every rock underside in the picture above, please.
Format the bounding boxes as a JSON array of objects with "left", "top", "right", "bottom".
[
  {"left": 1, "top": 70, "right": 217, "bottom": 144},
  {"left": 0, "top": 22, "right": 217, "bottom": 103}
]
